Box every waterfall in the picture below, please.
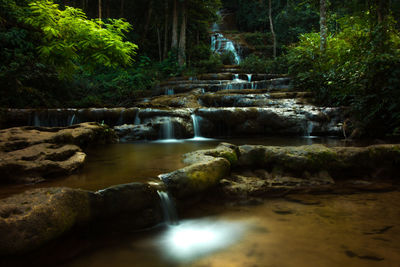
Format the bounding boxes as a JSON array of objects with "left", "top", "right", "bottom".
[
  {"left": 247, "top": 74, "right": 252, "bottom": 82},
  {"left": 211, "top": 33, "right": 241, "bottom": 64},
  {"left": 165, "top": 88, "right": 175, "bottom": 95},
  {"left": 191, "top": 114, "right": 202, "bottom": 138},
  {"left": 304, "top": 121, "right": 314, "bottom": 137},
  {"left": 134, "top": 112, "right": 141, "bottom": 125},
  {"left": 157, "top": 191, "right": 178, "bottom": 225},
  {"left": 161, "top": 117, "right": 175, "bottom": 140},
  {"left": 233, "top": 74, "right": 240, "bottom": 81},
  {"left": 224, "top": 41, "right": 240, "bottom": 64},
  {"left": 69, "top": 114, "right": 76, "bottom": 126},
  {"left": 33, "top": 113, "right": 40, "bottom": 127}
]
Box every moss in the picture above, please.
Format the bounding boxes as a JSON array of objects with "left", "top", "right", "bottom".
[{"left": 306, "top": 150, "right": 338, "bottom": 171}]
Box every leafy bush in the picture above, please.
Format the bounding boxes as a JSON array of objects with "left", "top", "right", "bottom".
[
  {"left": 221, "top": 51, "right": 236, "bottom": 65},
  {"left": 240, "top": 54, "right": 287, "bottom": 74},
  {"left": 243, "top": 32, "right": 271, "bottom": 46},
  {"left": 194, "top": 53, "right": 223, "bottom": 73},
  {"left": 24, "top": 1, "right": 137, "bottom": 78},
  {"left": 286, "top": 15, "right": 400, "bottom": 136}
]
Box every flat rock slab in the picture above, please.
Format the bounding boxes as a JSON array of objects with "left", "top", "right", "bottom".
[
  {"left": 0, "top": 122, "right": 116, "bottom": 184},
  {"left": 0, "top": 183, "right": 161, "bottom": 256}
]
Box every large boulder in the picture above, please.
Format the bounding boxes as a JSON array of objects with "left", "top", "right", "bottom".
[
  {"left": 0, "top": 188, "right": 93, "bottom": 256},
  {"left": 0, "top": 123, "right": 116, "bottom": 184},
  {"left": 160, "top": 143, "right": 237, "bottom": 198},
  {"left": 0, "top": 183, "right": 161, "bottom": 256}
]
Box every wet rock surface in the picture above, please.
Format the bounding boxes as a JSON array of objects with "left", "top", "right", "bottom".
[
  {"left": 159, "top": 143, "right": 236, "bottom": 199},
  {"left": 0, "top": 183, "right": 161, "bottom": 256},
  {"left": 0, "top": 122, "right": 116, "bottom": 184},
  {"left": 159, "top": 143, "right": 400, "bottom": 201}
]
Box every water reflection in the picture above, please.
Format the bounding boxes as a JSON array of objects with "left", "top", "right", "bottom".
[{"left": 159, "top": 219, "right": 248, "bottom": 262}]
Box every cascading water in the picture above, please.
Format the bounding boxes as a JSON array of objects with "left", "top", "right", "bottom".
[
  {"left": 160, "top": 117, "right": 175, "bottom": 140},
  {"left": 191, "top": 114, "right": 205, "bottom": 140},
  {"left": 69, "top": 114, "right": 76, "bottom": 126},
  {"left": 134, "top": 112, "right": 141, "bottom": 125},
  {"left": 247, "top": 74, "right": 252, "bottom": 82},
  {"left": 165, "top": 88, "right": 175, "bottom": 95},
  {"left": 157, "top": 190, "right": 178, "bottom": 225},
  {"left": 211, "top": 33, "right": 241, "bottom": 64},
  {"left": 304, "top": 121, "right": 315, "bottom": 137},
  {"left": 33, "top": 113, "right": 40, "bottom": 127}
]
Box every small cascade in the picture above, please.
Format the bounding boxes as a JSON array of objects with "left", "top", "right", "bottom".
[
  {"left": 304, "top": 121, "right": 315, "bottom": 137},
  {"left": 225, "top": 74, "right": 246, "bottom": 90},
  {"left": 69, "top": 114, "right": 76, "bottom": 126},
  {"left": 211, "top": 33, "right": 241, "bottom": 64},
  {"left": 157, "top": 190, "right": 178, "bottom": 225},
  {"left": 191, "top": 114, "right": 203, "bottom": 138},
  {"left": 160, "top": 117, "right": 175, "bottom": 140},
  {"left": 165, "top": 88, "right": 175, "bottom": 95},
  {"left": 116, "top": 110, "right": 124, "bottom": 125},
  {"left": 134, "top": 112, "right": 141, "bottom": 125},
  {"left": 33, "top": 113, "right": 40, "bottom": 127},
  {"left": 247, "top": 74, "right": 252, "bottom": 82}
]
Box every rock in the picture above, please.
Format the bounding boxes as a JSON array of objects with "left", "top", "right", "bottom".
[
  {"left": 114, "top": 124, "right": 158, "bottom": 141},
  {"left": 160, "top": 143, "right": 236, "bottom": 199},
  {"left": 0, "top": 188, "right": 93, "bottom": 256},
  {"left": 0, "top": 123, "right": 116, "bottom": 184},
  {"left": 236, "top": 144, "right": 400, "bottom": 179},
  {"left": 160, "top": 158, "right": 230, "bottom": 199},
  {"left": 183, "top": 143, "right": 239, "bottom": 166},
  {"left": 0, "top": 183, "right": 162, "bottom": 256},
  {"left": 2, "top": 108, "right": 140, "bottom": 128},
  {"left": 94, "top": 183, "right": 161, "bottom": 222},
  {"left": 0, "top": 144, "right": 86, "bottom": 183}
]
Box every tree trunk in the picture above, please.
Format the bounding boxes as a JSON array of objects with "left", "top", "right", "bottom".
[
  {"left": 320, "top": 0, "right": 327, "bottom": 52},
  {"left": 98, "top": 0, "right": 102, "bottom": 20},
  {"left": 143, "top": 0, "right": 154, "bottom": 39},
  {"left": 178, "top": 0, "right": 187, "bottom": 66},
  {"left": 171, "top": 0, "right": 178, "bottom": 50},
  {"left": 157, "top": 28, "right": 162, "bottom": 62},
  {"left": 163, "top": 1, "right": 169, "bottom": 59},
  {"left": 268, "top": 0, "right": 277, "bottom": 58}
]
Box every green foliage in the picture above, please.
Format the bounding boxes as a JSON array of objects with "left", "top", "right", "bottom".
[
  {"left": 240, "top": 54, "right": 287, "bottom": 74},
  {"left": 286, "top": 14, "right": 400, "bottom": 136},
  {"left": 243, "top": 32, "right": 271, "bottom": 46},
  {"left": 187, "top": 44, "right": 211, "bottom": 64},
  {"left": 194, "top": 53, "right": 223, "bottom": 73},
  {"left": 24, "top": 0, "right": 138, "bottom": 77},
  {"left": 221, "top": 51, "right": 236, "bottom": 65}
]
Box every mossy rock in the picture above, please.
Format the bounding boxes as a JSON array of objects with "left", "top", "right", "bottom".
[{"left": 160, "top": 157, "right": 231, "bottom": 199}]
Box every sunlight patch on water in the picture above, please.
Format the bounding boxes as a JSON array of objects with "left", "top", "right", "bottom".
[{"left": 159, "top": 218, "right": 248, "bottom": 262}]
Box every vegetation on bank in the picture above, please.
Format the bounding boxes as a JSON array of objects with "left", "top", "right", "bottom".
[{"left": 1, "top": 0, "right": 399, "bottom": 136}]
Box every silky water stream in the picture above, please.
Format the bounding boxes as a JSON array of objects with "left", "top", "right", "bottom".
[{"left": 2, "top": 138, "right": 400, "bottom": 267}]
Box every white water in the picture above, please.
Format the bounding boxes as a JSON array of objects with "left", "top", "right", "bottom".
[
  {"left": 157, "top": 191, "right": 178, "bottom": 225},
  {"left": 165, "top": 88, "right": 175, "bottom": 95},
  {"left": 247, "top": 74, "right": 252, "bottom": 82},
  {"left": 69, "top": 114, "right": 76, "bottom": 126},
  {"left": 134, "top": 112, "right": 141, "bottom": 125},
  {"left": 211, "top": 33, "right": 241, "bottom": 64},
  {"left": 160, "top": 117, "right": 176, "bottom": 141}
]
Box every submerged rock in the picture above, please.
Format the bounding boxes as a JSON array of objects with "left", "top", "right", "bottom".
[
  {"left": 0, "top": 183, "right": 161, "bottom": 256},
  {"left": 0, "top": 122, "right": 116, "bottom": 184}
]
